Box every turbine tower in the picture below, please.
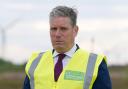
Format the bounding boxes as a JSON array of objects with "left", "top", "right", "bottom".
[{"left": 90, "top": 36, "right": 95, "bottom": 52}]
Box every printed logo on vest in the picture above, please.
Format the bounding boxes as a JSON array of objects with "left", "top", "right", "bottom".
[{"left": 64, "top": 70, "right": 84, "bottom": 81}]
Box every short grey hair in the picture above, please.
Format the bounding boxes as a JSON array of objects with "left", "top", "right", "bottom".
[{"left": 49, "top": 6, "right": 78, "bottom": 26}]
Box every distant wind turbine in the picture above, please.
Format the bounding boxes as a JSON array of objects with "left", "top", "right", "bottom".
[
  {"left": 0, "top": 18, "right": 20, "bottom": 58},
  {"left": 90, "top": 36, "right": 95, "bottom": 52}
]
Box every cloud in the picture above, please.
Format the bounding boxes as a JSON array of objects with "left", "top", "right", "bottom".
[
  {"left": 0, "top": 44, "right": 32, "bottom": 64},
  {"left": 106, "top": 41, "right": 128, "bottom": 65},
  {"left": 32, "top": 20, "right": 49, "bottom": 31},
  {"left": 112, "top": 5, "right": 128, "bottom": 14},
  {"left": 0, "top": 1, "right": 49, "bottom": 12},
  {"left": 1, "top": 2, "right": 33, "bottom": 11},
  {"left": 78, "top": 18, "right": 128, "bottom": 31}
]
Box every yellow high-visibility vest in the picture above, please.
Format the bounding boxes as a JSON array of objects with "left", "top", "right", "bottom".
[{"left": 25, "top": 49, "right": 106, "bottom": 89}]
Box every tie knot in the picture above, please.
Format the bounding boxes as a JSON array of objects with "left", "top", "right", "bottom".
[{"left": 58, "top": 54, "right": 66, "bottom": 61}]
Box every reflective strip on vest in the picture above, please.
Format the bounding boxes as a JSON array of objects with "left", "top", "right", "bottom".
[
  {"left": 83, "top": 53, "right": 97, "bottom": 89},
  {"left": 28, "top": 52, "right": 44, "bottom": 89}
]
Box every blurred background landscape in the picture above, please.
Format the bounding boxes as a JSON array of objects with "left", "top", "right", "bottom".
[
  {"left": 0, "top": 0, "right": 128, "bottom": 89},
  {"left": 0, "top": 58, "right": 128, "bottom": 89}
]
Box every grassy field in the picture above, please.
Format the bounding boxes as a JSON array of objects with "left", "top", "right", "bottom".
[
  {"left": 109, "top": 65, "right": 128, "bottom": 89},
  {"left": 0, "top": 59, "right": 25, "bottom": 89},
  {"left": 0, "top": 59, "right": 128, "bottom": 89},
  {"left": 0, "top": 71, "right": 25, "bottom": 89}
]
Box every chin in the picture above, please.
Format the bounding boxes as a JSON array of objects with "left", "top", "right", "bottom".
[
  {"left": 54, "top": 45, "right": 63, "bottom": 49},
  {"left": 54, "top": 45, "right": 64, "bottom": 51}
]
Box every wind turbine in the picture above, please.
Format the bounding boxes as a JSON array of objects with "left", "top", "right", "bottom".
[
  {"left": 0, "top": 18, "right": 19, "bottom": 59},
  {"left": 90, "top": 36, "right": 95, "bottom": 52}
]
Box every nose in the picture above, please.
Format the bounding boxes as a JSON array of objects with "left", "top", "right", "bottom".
[{"left": 55, "top": 29, "right": 61, "bottom": 37}]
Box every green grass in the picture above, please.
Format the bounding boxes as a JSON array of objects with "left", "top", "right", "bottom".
[{"left": 0, "top": 58, "right": 25, "bottom": 72}]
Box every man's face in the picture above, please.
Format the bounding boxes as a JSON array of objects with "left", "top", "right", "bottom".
[{"left": 50, "top": 17, "right": 78, "bottom": 53}]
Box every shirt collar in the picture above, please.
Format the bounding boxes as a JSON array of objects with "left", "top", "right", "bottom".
[{"left": 53, "top": 44, "right": 77, "bottom": 58}]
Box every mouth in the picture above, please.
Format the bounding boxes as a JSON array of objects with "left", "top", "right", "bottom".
[{"left": 55, "top": 41, "right": 64, "bottom": 44}]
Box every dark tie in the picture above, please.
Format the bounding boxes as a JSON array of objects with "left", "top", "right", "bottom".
[{"left": 54, "top": 53, "right": 66, "bottom": 81}]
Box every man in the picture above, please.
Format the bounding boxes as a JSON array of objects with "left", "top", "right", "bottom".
[{"left": 24, "top": 6, "right": 112, "bottom": 89}]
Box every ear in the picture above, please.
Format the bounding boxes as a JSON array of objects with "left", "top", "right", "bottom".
[{"left": 73, "top": 25, "right": 79, "bottom": 37}]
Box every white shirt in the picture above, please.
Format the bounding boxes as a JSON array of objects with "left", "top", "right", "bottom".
[{"left": 53, "top": 44, "right": 77, "bottom": 68}]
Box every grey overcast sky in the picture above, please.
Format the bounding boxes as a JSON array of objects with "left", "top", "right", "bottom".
[{"left": 0, "top": 0, "right": 128, "bottom": 65}]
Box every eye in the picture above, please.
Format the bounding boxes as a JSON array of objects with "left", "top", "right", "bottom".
[
  {"left": 61, "top": 27, "right": 67, "bottom": 31},
  {"left": 50, "top": 27, "right": 57, "bottom": 31}
]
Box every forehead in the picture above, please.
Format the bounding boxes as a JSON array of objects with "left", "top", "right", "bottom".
[{"left": 50, "top": 17, "right": 72, "bottom": 26}]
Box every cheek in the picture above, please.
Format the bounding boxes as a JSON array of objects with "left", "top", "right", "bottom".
[
  {"left": 50, "top": 33, "right": 55, "bottom": 41},
  {"left": 65, "top": 33, "right": 74, "bottom": 41},
  {"left": 72, "top": 30, "right": 77, "bottom": 37}
]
